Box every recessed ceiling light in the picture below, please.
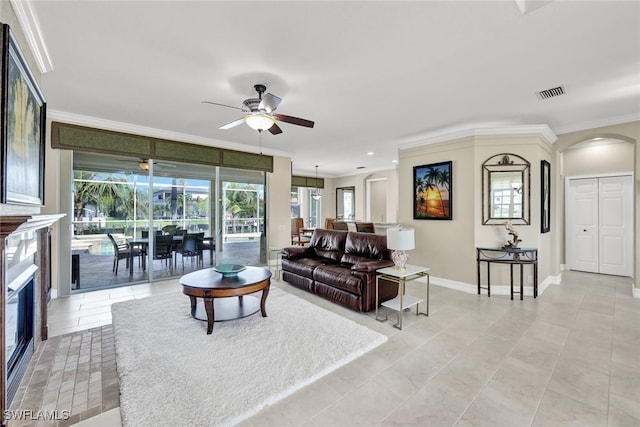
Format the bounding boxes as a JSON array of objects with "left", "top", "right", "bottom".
[
  {"left": 367, "top": 152, "right": 374, "bottom": 156},
  {"left": 391, "top": 160, "right": 398, "bottom": 163},
  {"left": 356, "top": 166, "right": 366, "bottom": 169}
]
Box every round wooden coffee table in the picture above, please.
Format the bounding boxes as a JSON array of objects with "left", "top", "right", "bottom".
[{"left": 180, "top": 266, "right": 272, "bottom": 334}]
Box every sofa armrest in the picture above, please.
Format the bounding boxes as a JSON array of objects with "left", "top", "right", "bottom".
[
  {"left": 351, "top": 260, "right": 395, "bottom": 273},
  {"left": 282, "top": 246, "right": 313, "bottom": 260}
]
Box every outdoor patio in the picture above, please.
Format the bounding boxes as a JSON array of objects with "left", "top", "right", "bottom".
[{"left": 71, "top": 240, "right": 263, "bottom": 292}]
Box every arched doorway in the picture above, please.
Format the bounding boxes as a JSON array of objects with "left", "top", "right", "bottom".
[{"left": 560, "top": 136, "right": 635, "bottom": 278}]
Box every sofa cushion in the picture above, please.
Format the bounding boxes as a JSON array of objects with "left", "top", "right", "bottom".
[
  {"left": 351, "top": 259, "right": 395, "bottom": 273},
  {"left": 281, "top": 257, "right": 328, "bottom": 279},
  {"left": 313, "top": 265, "right": 362, "bottom": 295},
  {"left": 341, "top": 232, "right": 390, "bottom": 265},
  {"left": 309, "top": 228, "right": 348, "bottom": 262},
  {"left": 281, "top": 245, "right": 313, "bottom": 260},
  {"left": 314, "top": 282, "right": 362, "bottom": 311}
]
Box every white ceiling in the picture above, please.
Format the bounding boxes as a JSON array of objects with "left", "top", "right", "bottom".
[{"left": 23, "top": 0, "right": 640, "bottom": 177}]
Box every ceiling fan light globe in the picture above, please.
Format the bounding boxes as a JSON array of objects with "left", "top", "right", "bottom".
[{"left": 245, "top": 114, "right": 275, "bottom": 131}]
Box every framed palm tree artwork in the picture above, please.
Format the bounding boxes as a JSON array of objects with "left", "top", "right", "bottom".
[
  {"left": 1, "top": 23, "right": 46, "bottom": 205},
  {"left": 414, "top": 161, "right": 452, "bottom": 220}
]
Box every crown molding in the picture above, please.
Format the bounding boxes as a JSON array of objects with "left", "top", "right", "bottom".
[
  {"left": 9, "top": 0, "right": 54, "bottom": 73},
  {"left": 47, "top": 110, "right": 292, "bottom": 158},
  {"left": 398, "top": 124, "right": 558, "bottom": 150},
  {"left": 553, "top": 113, "right": 640, "bottom": 136}
]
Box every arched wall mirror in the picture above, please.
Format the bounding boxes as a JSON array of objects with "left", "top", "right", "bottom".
[
  {"left": 482, "top": 153, "right": 530, "bottom": 225},
  {"left": 336, "top": 186, "right": 355, "bottom": 220}
]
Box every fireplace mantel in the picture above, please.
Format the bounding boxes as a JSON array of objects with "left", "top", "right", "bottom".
[
  {"left": 0, "top": 214, "right": 65, "bottom": 237},
  {"left": 0, "top": 213, "right": 64, "bottom": 425}
]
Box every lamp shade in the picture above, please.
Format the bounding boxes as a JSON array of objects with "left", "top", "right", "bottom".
[
  {"left": 244, "top": 113, "right": 275, "bottom": 131},
  {"left": 387, "top": 228, "right": 415, "bottom": 251}
]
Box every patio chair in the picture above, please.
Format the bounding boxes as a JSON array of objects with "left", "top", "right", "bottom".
[
  {"left": 153, "top": 234, "right": 174, "bottom": 269},
  {"left": 107, "top": 233, "right": 143, "bottom": 275},
  {"left": 162, "top": 224, "right": 179, "bottom": 235},
  {"left": 141, "top": 229, "right": 161, "bottom": 238},
  {"left": 174, "top": 233, "right": 203, "bottom": 270},
  {"left": 197, "top": 233, "right": 215, "bottom": 265}
]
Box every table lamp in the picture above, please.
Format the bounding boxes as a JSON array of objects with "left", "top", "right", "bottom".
[{"left": 387, "top": 227, "right": 415, "bottom": 270}]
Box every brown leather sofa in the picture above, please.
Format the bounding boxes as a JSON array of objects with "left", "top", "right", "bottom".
[{"left": 281, "top": 228, "right": 398, "bottom": 312}]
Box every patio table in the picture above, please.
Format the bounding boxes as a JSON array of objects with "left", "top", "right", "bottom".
[{"left": 128, "top": 235, "right": 215, "bottom": 276}]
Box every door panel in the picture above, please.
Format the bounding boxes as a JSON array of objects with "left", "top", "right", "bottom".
[
  {"left": 599, "top": 176, "right": 632, "bottom": 276},
  {"left": 568, "top": 178, "right": 598, "bottom": 273}
]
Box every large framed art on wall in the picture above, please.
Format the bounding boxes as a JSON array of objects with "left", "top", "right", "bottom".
[
  {"left": 1, "top": 23, "right": 46, "bottom": 206},
  {"left": 413, "top": 161, "right": 452, "bottom": 220}
]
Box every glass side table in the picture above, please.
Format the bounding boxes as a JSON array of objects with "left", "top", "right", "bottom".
[{"left": 375, "top": 264, "right": 430, "bottom": 330}]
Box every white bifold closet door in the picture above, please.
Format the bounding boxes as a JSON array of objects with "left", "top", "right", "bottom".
[{"left": 567, "top": 175, "right": 633, "bottom": 277}]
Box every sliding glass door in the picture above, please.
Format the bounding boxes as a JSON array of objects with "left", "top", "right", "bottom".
[
  {"left": 216, "top": 167, "right": 266, "bottom": 266},
  {"left": 71, "top": 152, "right": 266, "bottom": 292}
]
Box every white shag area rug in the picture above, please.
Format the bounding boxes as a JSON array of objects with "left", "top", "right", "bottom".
[{"left": 112, "top": 286, "right": 387, "bottom": 427}]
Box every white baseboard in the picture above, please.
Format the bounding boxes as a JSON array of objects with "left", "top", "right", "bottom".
[
  {"left": 429, "top": 276, "right": 476, "bottom": 294},
  {"left": 413, "top": 275, "right": 555, "bottom": 297},
  {"left": 412, "top": 272, "right": 637, "bottom": 298}
]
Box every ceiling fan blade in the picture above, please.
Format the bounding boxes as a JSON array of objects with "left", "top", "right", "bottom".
[
  {"left": 274, "top": 113, "right": 315, "bottom": 128},
  {"left": 219, "top": 118, "right": 246, "bottom": 130},
  {"left": 268, "top": 123, "right": 283, "bottom": 135},
  {"left": 259, "top": 93, "right": 282, "bottom": 113},
  {"left": 202, "top": 101, "right": 243, "bottom": 111}
]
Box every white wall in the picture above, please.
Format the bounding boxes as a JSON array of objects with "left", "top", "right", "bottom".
[
  {"left": 562, "top": 139, "right": 634, "bottom": 177},
  {"left": 267, "top": 156, "right": 293, "bottom": 249}
]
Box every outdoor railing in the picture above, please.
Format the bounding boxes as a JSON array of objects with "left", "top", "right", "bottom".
[{"left": 72, "top": 217, "right": 264, "bottom": 238}]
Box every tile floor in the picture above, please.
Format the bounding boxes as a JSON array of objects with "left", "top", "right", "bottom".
[{"left": 10, "top": 270, "right": 640, "bottom": 426}]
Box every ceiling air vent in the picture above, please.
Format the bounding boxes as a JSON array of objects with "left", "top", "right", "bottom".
[{"left": 536, "top": 85, "right": 566, "bottom": 100}]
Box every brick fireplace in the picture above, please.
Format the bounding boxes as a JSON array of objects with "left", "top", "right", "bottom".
[{"left": 0, "top": 214, "right": 64, "bottom": 425}]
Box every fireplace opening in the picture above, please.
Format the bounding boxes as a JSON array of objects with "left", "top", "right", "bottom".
[
  {"left": 5, "top": 231, "right": 38, "bottom": 406},
  {"left": 6, "top": 273, "right": 35, "bottom": 404}
]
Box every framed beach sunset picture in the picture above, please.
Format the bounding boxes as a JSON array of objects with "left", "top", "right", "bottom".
[{"left": 413, "top": 161, "right": 452, "bottom": 220}]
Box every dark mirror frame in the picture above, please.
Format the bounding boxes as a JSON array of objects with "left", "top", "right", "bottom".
[
  {"left": 541, "top": 160, "right": 551, "bottom": 233},
  {"left": 336, "top": 186, "right": 355, "bottom": 220},
  {"left": 482, "top": 153, "right": 530, "bottom": 225}
]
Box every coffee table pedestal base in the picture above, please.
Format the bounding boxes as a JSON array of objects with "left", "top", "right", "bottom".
[{"left": 192, "top": 296, "right": 260, "bottom": 322}]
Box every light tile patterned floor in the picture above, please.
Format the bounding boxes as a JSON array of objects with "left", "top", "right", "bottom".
[{"left": 9, "top": 270, "right": 640, "bottom": 426}]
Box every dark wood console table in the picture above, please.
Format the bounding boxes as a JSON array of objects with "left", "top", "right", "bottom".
[{"left": 476, "top": 247, "right": 538, "bottom": 300}]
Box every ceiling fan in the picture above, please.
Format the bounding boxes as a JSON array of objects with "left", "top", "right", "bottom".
[
  {"left": 111, "top": 158, "right": 176, "bottom": 171},
  {"left": 203, "top": 84, "right": 315, "bottom": 134},
  {"left": 137, "top": 159, "right": 176, "bottom": 170}
]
